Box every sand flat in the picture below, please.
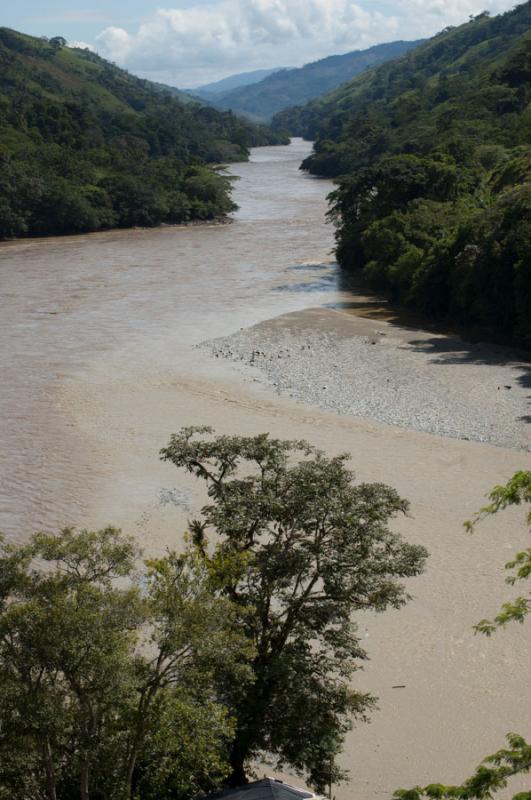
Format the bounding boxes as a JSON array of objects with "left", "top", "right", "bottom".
[
  {"left": 204, "top": 307, "right": 531, "bottom": 451},
  {"left": 60, "top": 325, "right": 530, "bottom": 798}
]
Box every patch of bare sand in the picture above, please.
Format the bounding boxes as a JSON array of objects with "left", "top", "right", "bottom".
[
  {"left": 205, "top": 308, "right": 530, "bottom": 451},
  {"left": 59, "top": 309, "right": 531, "bottom": 800}
]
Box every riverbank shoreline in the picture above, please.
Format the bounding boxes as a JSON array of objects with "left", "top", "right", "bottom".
[
  {"left": 202, "top": 307, "right": 531, "bottom": 452},
  {"left": 0, "top": 215, "right": 234, "bottom": 248}
]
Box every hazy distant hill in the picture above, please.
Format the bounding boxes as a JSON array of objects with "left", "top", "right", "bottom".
[
  {"left": 292, "top": 3, "right": 531, "bottom": 345},
  {"left": 0, "top": 27, "right": 287, "bottom": 239},
  {"left": 148, "top": 79, "right": 203, "bottom": 104},
  {"left": 204, "top": 41, "right": 424, "bottom": 121},
  {"left": 193, "top": 67, "right": 285, "bottom": 97}
]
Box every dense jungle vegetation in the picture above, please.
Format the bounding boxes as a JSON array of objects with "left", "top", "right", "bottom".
[
  {"left": 274, "top": 3, "right": 531, "bottom": 346},
  {"left": 0, "top": 28, "right": 287, "bottom": 239}
]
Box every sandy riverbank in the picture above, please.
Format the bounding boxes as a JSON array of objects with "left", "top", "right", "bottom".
[{"left": 203, "top": 307, "right": 531, "bottom": 451}]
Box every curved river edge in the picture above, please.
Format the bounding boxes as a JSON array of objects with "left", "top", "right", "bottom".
[
  {"left": 1, "top": 140, "right": 530, "bottom": 799},
  {"left": 201, "top": 305, "right": 530, "bottom": 452}
]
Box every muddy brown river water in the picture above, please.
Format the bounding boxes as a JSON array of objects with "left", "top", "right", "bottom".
[
  {"left": 1, "top": 139, "right": 530, "bottom": 799},
  {"left": 0, "top": 139, "right": 346, "bottom": 538}
]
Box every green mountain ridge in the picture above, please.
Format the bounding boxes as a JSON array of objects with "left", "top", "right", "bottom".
[
  {"left": 192, "top": 67, "right": 285, "bottom": 96},
  {"left": 279, "top": 4, "right": 531, "bottom": 346},
  {"left": 204, "top": 40, "right": 424, "bottom": 122},
  {"left": 0, "top": 28, "right": 287, "bottom": 239}
]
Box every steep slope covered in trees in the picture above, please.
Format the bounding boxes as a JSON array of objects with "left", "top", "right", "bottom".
[
  {"left": 281, "top": 4, "right": 531, "bottom": 346},
  {"left": 0, "top": 28, "right": 287, "bottom": 239},
  {"left": 205, "top": 41, "right": 423, "bottom": 122}
]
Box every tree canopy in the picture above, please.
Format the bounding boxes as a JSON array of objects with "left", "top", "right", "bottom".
[
  {"left": 161, "top": 427, "right": 428, "bottom": 792},
  {"left": 0, "top": 526, "right": 249, "bottom": 800},
  {"left": 0, "top": 432, "right": 428, "bottom": 798}
]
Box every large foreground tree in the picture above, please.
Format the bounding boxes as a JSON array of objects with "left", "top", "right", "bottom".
[{"left": 161, "top": 427, "right": 428, "bottom": 791}]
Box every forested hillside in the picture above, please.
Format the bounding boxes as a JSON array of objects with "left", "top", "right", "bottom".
[
  {"left": 281, "top": 4, "right": 531, "bottom": 346},
  {"left": 204, "top": 41, "right": 423, "bottom": 122},
  {"left": 0, "top": 28, "right": 287, "bottom": 239}
]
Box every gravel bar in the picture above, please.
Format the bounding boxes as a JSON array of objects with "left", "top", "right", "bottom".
[{"left": 201, "top": 309, "right": 531, "bottom": 452}]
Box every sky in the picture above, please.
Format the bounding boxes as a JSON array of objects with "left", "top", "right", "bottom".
[{"left": 4, "top": 0, "right": 520, "bottom": 87}]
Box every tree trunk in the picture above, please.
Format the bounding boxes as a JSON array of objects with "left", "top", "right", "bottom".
[
  {"left": 79, "top": 718, "right": 93, "bottom": 800},
  {"left": 78, "top": 698, "right": 97, "bottom": 800},
  {"left": 42, "top": 740, "right": 57, "bottom": 800},
  {"left": 227, "top": 665, "right": 275, "bottom": 787},
  {"left": 80, "top": 760, "right": 90, "bottom": 800},
  {"left": 227, "top": 741, "right": 250, "bottom": 788},
  {"left": 227, "top": 703, "right": 268, "bottom": 786},
  {"left": 124, "top": 687, "right": 154, "bottom": 800},
  {"left": 125, "top": 748, "right": 138, "bottom": 799}
]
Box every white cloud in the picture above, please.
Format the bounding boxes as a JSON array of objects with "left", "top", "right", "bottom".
[
  {"left": 396, "top": 0, "right": 517, "bottom": 30},
  {"left": 69, "top": 41, "right": 96, "bottom": 52},
  {"left": 92, "top": 0, "right": 519, "bottom": 86},
  {"left": 397, "top": 0, "right": 515, "bottom": 17},
  {"left": 95, "top": 0, "right": 400, "bottom": 85}
]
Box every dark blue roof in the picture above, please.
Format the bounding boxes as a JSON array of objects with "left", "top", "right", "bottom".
[{"left": 210, "top": 778, "right": 314, "bottom": 800}]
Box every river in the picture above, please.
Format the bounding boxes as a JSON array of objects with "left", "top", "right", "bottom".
[
  {"left": 0, "top": 139, "right": 345, "bottom": 539},
  {"left": 0, "top": 139, "right": 529, "bottom": 799}
]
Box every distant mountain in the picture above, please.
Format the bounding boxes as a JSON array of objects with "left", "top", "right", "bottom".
[
  {"left": 293, "top": 3, "right": 531, "bottom": 346},
  {"left": 193, "top": 68, "right": 285, "bottom": 96},
  {"left": 148, "top": 80, "right": 203, "bottom": 104},
  {"left": 204, "top": 41, "right": 424, "bottom": 121},
  {"left": 0, "top": 28, "right": 288, "bottom": 240}
]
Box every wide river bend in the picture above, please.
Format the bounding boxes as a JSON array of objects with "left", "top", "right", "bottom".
[{"left": 1, "top": 139, "right": 529, "bottom": 800}]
